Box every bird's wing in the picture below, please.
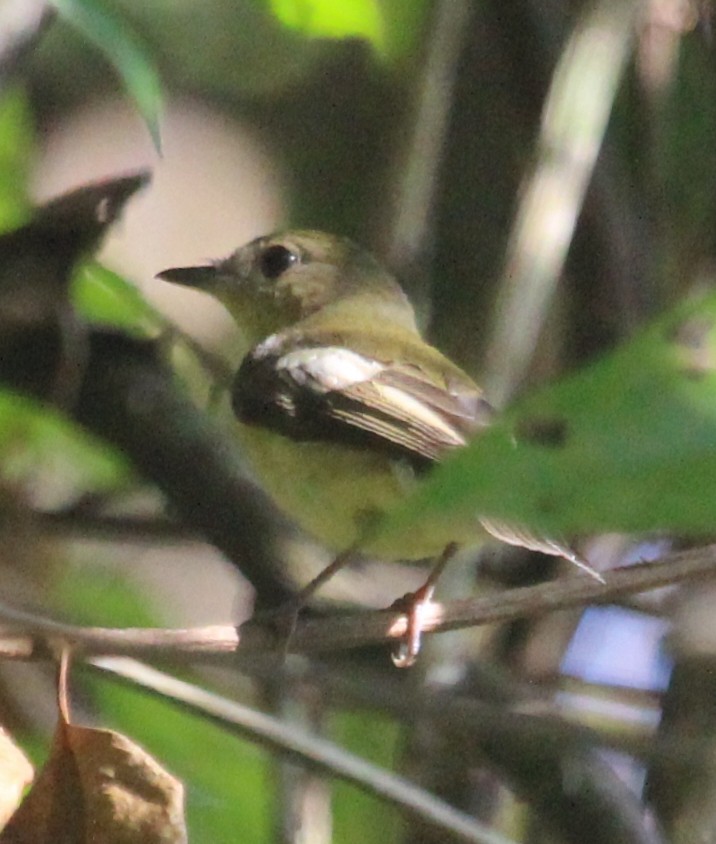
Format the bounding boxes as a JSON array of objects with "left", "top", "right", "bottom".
[
  {"left": 232, "top": 335, "right": 590, "bottom": 569},
  {"left": 232, "top": 337, "right": 492, "bottom": 469}
]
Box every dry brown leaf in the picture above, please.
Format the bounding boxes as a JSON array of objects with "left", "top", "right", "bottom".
[
  {"left": 0, "top": 728, "right": 33, "bottom": 829},
  {"left": 1, "top": 719, "right": 186, "bottom": 843}
]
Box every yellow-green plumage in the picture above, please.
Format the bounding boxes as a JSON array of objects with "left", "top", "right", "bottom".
[
  {"left": 232, "top": 327, "right": 482, "bottom": 559},
  {"left": 158, "top": 230, "right": 575, "bottom": 565}
]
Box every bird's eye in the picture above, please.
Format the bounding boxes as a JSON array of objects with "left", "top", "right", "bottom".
[{"left": 259, "top": 244, "right": 298, "bottom": 279}]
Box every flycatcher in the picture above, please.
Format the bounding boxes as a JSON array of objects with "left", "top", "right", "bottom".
[{"left": 158, "top": 231, "right": 584, "bottom": 659}]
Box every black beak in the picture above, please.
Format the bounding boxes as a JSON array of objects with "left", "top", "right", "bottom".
[{"left": 156, "top": 265, "right": 218, "bottom": 289}]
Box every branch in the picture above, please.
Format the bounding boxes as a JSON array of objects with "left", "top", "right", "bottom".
[
  {"left": 62, "top": 330, "right": 299, "bottom": 607},
  {"left": 246, "top": 541, "right": 716, "bottom": 655},
  {"left": 0, "top": 542, "right": 714, "bottom": 661},
  {"left": 89, "top": 654, "right": 661, "bottom": 844},
  {"left": 0, "top": 604, "right": 239, "bottom": 661},
  {"left": 89, "top": 657, "right": 517, "bottom": 844},
  {"left": 0, "top": 176, "right": 299, "bottom": 609}
]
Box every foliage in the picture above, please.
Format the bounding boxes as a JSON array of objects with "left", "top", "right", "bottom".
[
  {"left": 378, "top": 290, "right": 716, "bottom": 544},
  {"left": 1, "top": 0, "right": 716, "bottom": 842},
  {"left": 55, "top": 569, "right": 274, "bottom": 843},
  {"left": 0, "top": 391, "right": 130, "bottom": 496},
  {"left": 72, "top": 261, "right": 164, "bottom": 336},
  {"left": 0, "top": 89, "right": 33, "bottom": 230},
  {"left": 49, "top": 0, "right": 162, "bottom": 147},
  {"left": 269, "top": 0, "right": 429, "bottom": 59}
]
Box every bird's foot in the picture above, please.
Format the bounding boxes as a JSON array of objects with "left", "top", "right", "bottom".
[
  {"left": 389, "top": 581, "right": 438, "bottom": 668},
  {"left": 389, "top": 541, "right": 458, "bottom": 668}
]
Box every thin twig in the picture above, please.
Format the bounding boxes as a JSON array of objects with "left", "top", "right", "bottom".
[
  {"left": 90, "top": 657, "right": 517, "bottom": 844},
  {"left": 0, "top": 603, "right": 239, "bottom": 659},
  {"left": 0, "top": 542, "right": 713, "bottom": 661},
  {"left": 90, "top": 657, "right": 660, "bottom": 843},
  {"left": 261, "top": 541, "right": 716, "bottom": 655}
]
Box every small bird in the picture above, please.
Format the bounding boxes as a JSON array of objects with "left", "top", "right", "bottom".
[{"left": 158, "top": 231, "right": 585, "bottom": 661}]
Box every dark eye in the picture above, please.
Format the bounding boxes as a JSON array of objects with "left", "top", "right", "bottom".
[{"left": 259, "top": 244, "right": 298, "bottom": 279}]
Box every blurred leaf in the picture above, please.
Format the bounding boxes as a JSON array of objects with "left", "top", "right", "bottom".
[
  {"left": 0, "top": 88, "right": 33, "bottom": 232},
  {"left": 54, "top": 569, "right": 273, "bottom": 844},
  {"left": 49, "top": 0, "right": 162, "bottom": 149},
  {"left": 270, "top": 0, "right": 386, "bottom": 53},
  {"left": 95, "top": 684, "right": 272, "bottom": 844},
  {"left": 379, "top": 0, "right": 429, "bottom": 60},
  {"left": 268, "top": 0, "right": 429, "bottom": 59},
  {"left": 72, "top": 261, "right": 163, "bottom": 337},
  {"left": 0, "top": 728, "right": 34, "bottom": 828},
  {"left": 332, "top": 710, "right": 402, "bottom": 844},
  {"left": 4, "top": 716, "right": 186, "bottom": 843},
  {"left": 376, "top": 290, "right": 716, "bottom": 545},
  {"left": 0, "top": 391, "right": 131, "bottom": 497},
  {"left": 72, "top": 261, "right": 234, "bottom": 402}
]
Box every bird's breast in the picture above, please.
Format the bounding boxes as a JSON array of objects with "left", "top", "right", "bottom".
[{"left": 234, "top": 423, "right": 475, "bottom": 560}]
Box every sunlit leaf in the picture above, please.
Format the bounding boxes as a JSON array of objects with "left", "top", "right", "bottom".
[
  {"left": 0, "top": 89, "right": 33, "bottom": 232},
  {"left": 375, "top": 291, "right": 716, "bottom": 546},
  {"left": 269, "top": 0, "right": 430, "bottom": 59},
  {"left": 49, "top": 0, "right": 162, "bottom": 149},
  {"left": 270, "top": 0, "right": 385, "bottom": 54}
]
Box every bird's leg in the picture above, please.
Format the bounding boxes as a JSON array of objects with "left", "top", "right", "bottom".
[
  {"left": 390, "top": 542, "right": 459, "bottom": 668},
  {"left": 250, "top": 540, "right": 459, "bottom": 665},
  {"left": 248, "top": 545, "right": 359, "bottom": 657},
  {"left": 289, "top": 545, "right": 359, "bottom": 609},
  {"left": 267, "top": 507, "right": 383, "bottom": 623}
]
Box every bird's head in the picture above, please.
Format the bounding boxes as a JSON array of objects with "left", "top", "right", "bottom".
[{"left": 157, "top": 230, "right": 414, "bottom": 344}]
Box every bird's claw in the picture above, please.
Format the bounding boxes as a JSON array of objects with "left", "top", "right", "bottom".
[{"left": 389, "top": 583, "right": 436, "bottom": 668}]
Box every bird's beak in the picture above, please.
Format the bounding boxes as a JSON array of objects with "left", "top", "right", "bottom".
[{"left": 156, "top": 265, "right": 218, "bottom": 290}]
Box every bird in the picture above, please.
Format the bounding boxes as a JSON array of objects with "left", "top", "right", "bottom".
[{"left": 158, "top": 230, "right": 588, "bottom": 663}]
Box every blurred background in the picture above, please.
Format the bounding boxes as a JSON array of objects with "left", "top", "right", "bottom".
[{"left": 2, "top": 0, "right": 716, "bottom": 842}]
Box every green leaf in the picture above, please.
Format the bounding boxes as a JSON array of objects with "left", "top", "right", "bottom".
[
  {"left": 270, "top": 0, "right": 386, "bottom": 54},
  {"left": 72, "top": 261, "right": 164, "bottom": 337},
  {"left": 332, "top": 710, "right": 402, "bottom": 844},
  {"left": 0, "top": 88, "right": 34, "bottom": 232},
  {"left": 0, "top": 390, "right": 130, "bottom": 495},
  {"left": 49, "top": 0, "right": 162, "bottom": 149},
  {"left": 380, "top": 0, "right": 430, "bottom": 60},
  {"left": 376, "top": 291, "right": 716, "bottom": 545}
]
